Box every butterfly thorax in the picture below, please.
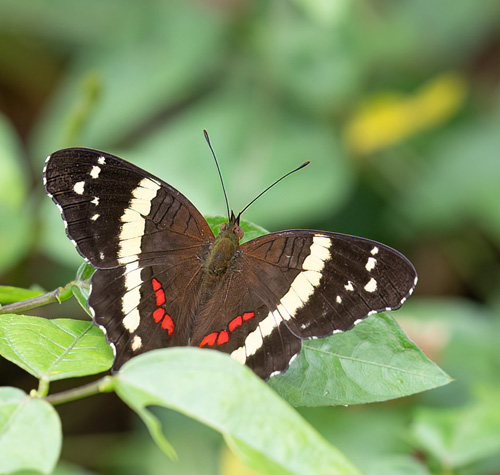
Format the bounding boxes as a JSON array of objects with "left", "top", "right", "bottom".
[
  {"left": 204, "top": 230, "right": 240, "bottom": 276},
  {"left": 203, "top": 217, "right": 244, "bottom": 277}
]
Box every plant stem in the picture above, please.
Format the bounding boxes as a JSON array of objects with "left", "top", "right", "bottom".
[
  {"left": 45, "top": 376, "right": 115, "bottom": 406},
  {"left": 0, "top": 282, "right": 75, "bottom": 315},
  {"left": 36, "top": 378, "right": 50, "bottom": 398}
]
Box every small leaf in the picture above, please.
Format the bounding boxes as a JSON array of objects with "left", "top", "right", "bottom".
[
  {"left": 269, "top": 313, "right": 451, "bottom": 406},
  {"left": 0, "top": 285, "right": 45, "bottom": 305},
  {"left": 72, "top": 262, "right": 95, "bottom": 316},
  {"left": 114, "top": 348, "right": 361, "bottom": 475},
  {"left": 0, "top": 315, "right": 112, "bottom": 380},
  {"left": 0, "top": 387, "right": 62, "bottom": 475}
]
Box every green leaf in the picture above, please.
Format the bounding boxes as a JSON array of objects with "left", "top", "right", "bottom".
[
  {"left": 409, "top": 387, "right": 500, "bottom": 470},
  {"left": 269, "top": 313, "right": 451, "bottom": 406},
  {"left": 0, "top": 387, "right": 62, "bottom": 475},
  {"left": 0, "top": 315, "right": 112, "bottom": 381},
  {"left": 114, "top": 348, "right": 361, "bottom": 475},
  {"left": 0, "top": 285, "right": 44, "bottom": 305}
]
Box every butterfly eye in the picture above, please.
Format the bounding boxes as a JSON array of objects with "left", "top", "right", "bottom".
[{"left": 234, "top": 225, "right": 244, "bottom": 239}]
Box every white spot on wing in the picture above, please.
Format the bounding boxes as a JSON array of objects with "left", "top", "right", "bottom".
[
  {"left": 259, "top": 313, "right": 278, "bottom": 338},
  {"left": 73, "top": 181, "right": 85, "bottom": 195},
  {"left": 131, "top": 335, "right": 142, "bottom": 351},
  {"left": 97, "top": 156, "right": 106, "bottom": 165},
  {"left": 371, "top": 246, "right": 379, "bottom": 255},
  {"left": 122, "top": 262, "right": 143, "bottom": 333},
  {"left": 117, "top": 178, "right": 160, "bottom": 262},
  {"left": 336, "top": 295, "right": 342, "bottom": 304},
  {"left": 344, "top": 281, "right": 354, "bottom": 291},
  {"left": 364, "top": 278, "right": 377, "bottom": 292},
  {"left": 244, "top": 325, "right": 264, "bottom": 356},
  {"left": 365, "top": 257, "right": 377, "bottom": 272},
  {"left": 91, "top": 214, "right": 99, "bottom": 221},
  {"left": 231, "top": 346, "right": 246, "bottom": 365},
  {"left": 273, "top": 237, "right": 329, "bottom": 322},
  {"left": 90, "top": 165, "right": 101, "bottom": 179},
  {"left": 91, "top": 196, "right": 100, "bottom": 206}
]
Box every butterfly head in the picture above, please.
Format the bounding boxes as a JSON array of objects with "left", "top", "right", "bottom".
[{"left": 219, "top": 211, "right": 244, "bottom": 241}]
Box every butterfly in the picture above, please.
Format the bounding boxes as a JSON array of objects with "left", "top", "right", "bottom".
[{"left": 43, "top": 144, "right": 417, "bottom": 380}]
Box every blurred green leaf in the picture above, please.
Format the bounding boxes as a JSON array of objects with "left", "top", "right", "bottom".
[
  {"left": 252, "top": 2, "right": 361, "bottom": 115},
  {"left": 409, "top": 387, "right": 500, "bottom": 471},
  {"left": 364, "top": 456, "right": 428, "bottom": 475},
  {"left": 0, "top": 315, "right": 112, "bottom": 380},
  {"left": 396, "top": 298, "right": 500, "bottom": 405},
  {"left": 0, "top": 387, "right": 62, "bottom": 475},
  {"left": 397, "top": 108, "right": 500, "bottom": 238},
  {"left": 31, "top": 0, "right": 228, "bottom": 154},
  {"left": 270, "top": 313, "right": 451, "bottom": 406},
  {"left": 114, "top": 347, "right": 361, "bottom": 475},
  {"left": 299, "top": 404, "right": 419, "bottom": 474},
  {"left": 94, "top": 410, "right": 222, "bottom": 474},
  {"left": 53, "top": 461, "right": 99, "bottom": 475},
  {"left": 224, "top": 435, "right": 294, "bottom": 475},
  {"left": 0, "top": 114, "right": 33, "bottom": 273},
  {"left": 0, "top": 285, "right": 44, "bottom": 305}
]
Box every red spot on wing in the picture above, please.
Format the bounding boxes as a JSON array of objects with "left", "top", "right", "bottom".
[
  {"left": 242, "top": 312, "right": 255, "bottom": 321},
  {"left": 161, "top": 314, "right": 174, "bottom": 335},
  {"left": 152, "top": 278, "right": 162, "bottom": 291},
  {"left": 155, "top": 289, "right": 165, "bottom": 306},
  {"left": 217, "top": 331, "right": 229, "bottom": 345},
  {"left": 153, "top": 308, "right": 165, "bottom": 323},
  {"left": 199, "top": 310, "right": 255, "bottom": 350},
  {"left": 200, "top": 332, "right": 218, "bottom": 348},
  {"left": 228, "top": 315, "right": 243, "bottom": 332}
]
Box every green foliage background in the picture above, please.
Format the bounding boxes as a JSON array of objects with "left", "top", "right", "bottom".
[{"left": 1, "top": 0, "right": 500, "bottom": 473}]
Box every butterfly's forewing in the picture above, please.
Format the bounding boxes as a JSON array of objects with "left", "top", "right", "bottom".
[
  {"left": 192, "top": 231, "right": 417, "bottom": 379},
  {"left": 43, "top": 148, "right": 214, "bottom": 268},
  {"left": 44, "top": 148, "right": 214, "bottom": 367}
]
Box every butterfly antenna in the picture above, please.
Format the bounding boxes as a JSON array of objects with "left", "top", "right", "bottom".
[
  {"left": 204, "top": 130, "right": 231, "bottom": 220},
  {"left": 237, "top": 161, "right": 310, "bottom": 221}
]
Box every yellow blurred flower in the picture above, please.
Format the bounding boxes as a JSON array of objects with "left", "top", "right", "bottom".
[{"left": 344, "top": 73, "right": 467, "bottom": 155}]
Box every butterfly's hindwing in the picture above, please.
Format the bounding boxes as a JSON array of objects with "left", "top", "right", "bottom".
[{"left": 90, "top": 259, "right": 206, "bottom": 370}]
